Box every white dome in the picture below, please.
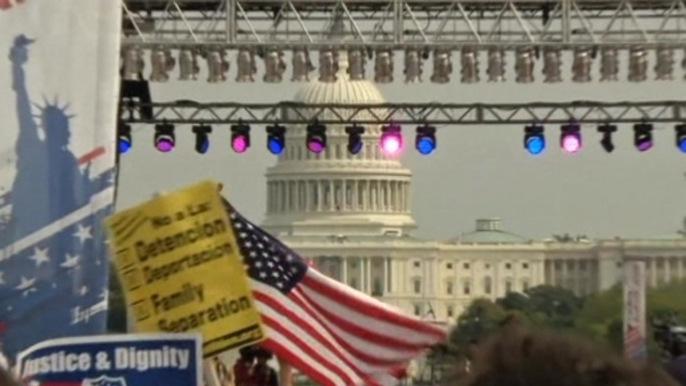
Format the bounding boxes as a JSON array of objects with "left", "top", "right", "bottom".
[{"left": 262, "top": 51, "right": 416, "bottom": 237}]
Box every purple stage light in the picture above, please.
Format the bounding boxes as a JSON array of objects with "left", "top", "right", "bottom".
[{"left": 637, "top": 140, "right": 653, "bottom": 152}]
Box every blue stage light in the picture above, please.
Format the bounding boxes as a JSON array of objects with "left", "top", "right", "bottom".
[
  {"left": 415, "top": 125, "right": 436, "bottom": 155},
  {"left": 676, "top": 124, "right": 686, "bottom": 153},
  {"left": 118, "top": 123, "right": 132, "bottom": 154},
  {"left": 524, "top": 125, "right": 545, "bottom": 156},
  {"left": 266, "top": 124, "right": 286, "bottom": 155}
]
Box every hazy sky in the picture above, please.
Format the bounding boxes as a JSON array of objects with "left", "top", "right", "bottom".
[{"left": 116, "top": 52, "right": 686, "bottom": 241}]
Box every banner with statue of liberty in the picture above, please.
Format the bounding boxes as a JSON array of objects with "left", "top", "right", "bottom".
[{"left": 0, "top": 1, "right": 121, "bottom": 362}]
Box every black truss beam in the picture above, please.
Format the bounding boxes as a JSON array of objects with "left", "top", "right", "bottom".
[{"left": 120, "top": 100, "right": 686, "bottom": 125}]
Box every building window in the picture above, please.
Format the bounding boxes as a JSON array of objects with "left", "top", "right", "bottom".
[
  {"left": 505, "top": 263, "right": 511, "bottom": 269},
  {"left": 372, "top": 278, "right": 383, "bottom": 296},
  {"left": 463, "top": 262, "right": 470, "bottom": 270},
  {"left": 413, "top": 278, "right": 422, "bottom": 294},
  {"left": 485, "top": 264, "right": 490, "bottom": 269},
  {"left": 463, "top": 280, "right": 471, "bottom": 295},
  {"left": 447, "top": 305, "right": 454, "bottom": 318},
  {"left": 414, "top": 304, "right": 422, "bottom": 316},
  {"left": 446, "top": 281, "right": 454, "bottom": 295},
  {"left": 447, "top": 263, "right": 453, "bottom": 269},
  {"left": 414, "top": 261, "right": 421, "bottom": 268},
  {"left": 484, "top": 276, "right": 492, "bottom": 294},
  {"left": 523, "top": 262, "right": 529, "bottom": 269},
  {"left": 505, "top": 280, "right": 513, "bottom": 293},
  {"left": 522, "top": 280, "right": 530, "bottom": 292}
]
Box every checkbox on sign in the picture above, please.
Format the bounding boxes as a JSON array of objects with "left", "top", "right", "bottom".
[
  {"left": 120, "top": 268, "right": 143, "bottom": 291},
  {"left": 116, "top": 248, "right": 135, "bottom": 269},
  {"left": 130, "top": 300, "right": 151, "bottom": 322}
]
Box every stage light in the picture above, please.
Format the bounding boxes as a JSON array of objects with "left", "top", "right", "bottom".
[
  {"left": 374, "top": 49, "right": 394, "bottom": 83},
  {"left": 178, "top": 48, "right": 200, "bottom": 80},
  {"left": 154, "top": 123, "right": 175, "bottom": 153},
  {"left": 348, "top": 49, "right": 366, "bottom": 80},
  {"left": 560, "top": 123, "right": 582, "bottom": 154},
  {"left": 192, "top": 125, "right": 212, "bottom": 154},
  {"left": 460, "top": 47, "right": 479, "bottom": 83},
  {"left": 266, "top": 124, "right": 286, "bottom": 155},
  {"left": 633, "top": 123, "right": 653, "bottom": 152},
  {"left": 122, "top": 47, "right": 144, "bottom": 81},
  {"left": 542, "top": 48, "right": 562, "bottom": 83},
  {"left": 430, "top": 49, "right": 452, "bottom": 84},
  {"left": 404, "top": 49, "right": 423, "bottom": 83},
  {"left": 319, "top": 49, "right": 338, "bottom": 82},
  {"left": 236, "top": 48, "right": 257, "bottom": 82},
  {"left": 675, "top": 124, "right": 686, "bottom": 152},
  {"left": 524, "top": 125, "right": 545, "bottom": 155},
  {"left": 600, "top": 47, "right": 619, "bottom": 81},
  {"left": 415, "top": 125, "right": 437, "bottom": 155},
  {"left": 628, "top": 47, "right": 648, "bottom": 82},
  {"left": 306, "top": 122, "right": 327, "bottom": 154},
  {"left": 291, "top": 48, "right": 315, "bottom": 82},
  {"left": 149, "top": 48, "right": 175, "bottom": 82},
  {"left": 655, "top": 47, "right": 674, "bottom": 80},
  {"left": 206, "top": 50, "right": 229, "bottom": 83},
  {"left": 380, "top": 124, "right": 403, "bottom": 155},
  {"left": 514, "top": 47, "right": 534, "bottom": 83},
  {"left": 118, "top": 123, "right": 132, "bottom": 154},
  {"left": 598, "top": 124, "right": 617, "bottom": 153},
  {"left": 487, "top": 48, "right": 506, "bottom": 82},
  {"left": 263, "top": 49, "right": 286, "bottom": 83},
  {"left": 572, "top": 47, "right": 592, "bottom": 83},
  {"left": 231, "top": 121, "right": 251, "bottom": 153},
  {"left": 345, "top": 124, "right": 365, "bottom": 155}
]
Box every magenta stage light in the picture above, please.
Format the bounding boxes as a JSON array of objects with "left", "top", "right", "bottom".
[
  {"left": 307, "top": 139, "right": 325, "bottom": 154},
  {"left": 381, "top": 133, "right": 402, "bottom": 155},
  {"left": 561, "top": 133, "right": 582, "bottom": 154},
  {"left": 232, "top": 135, "right": 249, "bottom": 153},
  {"left": 155, "top": 138, "right": 174, "bottom": 153}
]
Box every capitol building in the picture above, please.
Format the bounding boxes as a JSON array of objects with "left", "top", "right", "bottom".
[{"left": 262, "top": 51, "right": 686, "bottom": 325}]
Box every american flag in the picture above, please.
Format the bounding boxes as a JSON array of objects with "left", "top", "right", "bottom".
[
  {"left": 0, "top": 169, "right": 115, "bottom": 361},
  {"left": 225, "top": 202, "right": 448, "bottom": 386},
  {"left": 624, "top": 325, "right": 646, "bottom": 360}
]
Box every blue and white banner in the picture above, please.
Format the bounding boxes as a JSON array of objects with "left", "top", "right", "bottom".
[
  {"left": 16, "top": 334, "right": 203, "bottom": 386},
  {"left": 0, "top": 1, "right": 121, "bottom": 360}
]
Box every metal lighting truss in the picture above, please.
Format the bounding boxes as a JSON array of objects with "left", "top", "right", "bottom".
[
  {"left": 120, "top": 100, "right": 686, "bottom": 125},
  {"left": 121, "top": 0, "right": 686, "bottom": 50}
]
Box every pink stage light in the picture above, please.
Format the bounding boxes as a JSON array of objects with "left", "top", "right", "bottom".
[
  {"left": 380, "top": 133, "right": 402, "bottom": 155},
  {"left": 561, "top": 133, "right": 582, "bottom": 154},
  {"left": 232, "top": 135, "right": 249, "bottom": 153}
]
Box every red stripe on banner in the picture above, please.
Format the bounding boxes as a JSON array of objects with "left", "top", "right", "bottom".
[
  {"left": 78, "top": 146, "right": 106, "bottom": 165},
  {"left": 301, "top": 273, "right": 446, "bottom": 340},
  {"left": 262, "top": 338, "right": 333, "bottom": 386}
]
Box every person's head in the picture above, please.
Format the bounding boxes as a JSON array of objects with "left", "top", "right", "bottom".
[
  {"left": 255, "top": 348, "right": 273, "bottom": 365},
  {"left": 466, "top": 338, "right": 479, "bottom": 360},
  {"left": 238, "top": 346, "right": 256, "bottom": 363},
  {"left": 463, "top": 326, "right": 679, "bottom": 386}
]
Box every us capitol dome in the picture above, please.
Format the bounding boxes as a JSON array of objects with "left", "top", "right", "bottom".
[{"left": 261, "top": 49, "right": 686, "bottom": 325}]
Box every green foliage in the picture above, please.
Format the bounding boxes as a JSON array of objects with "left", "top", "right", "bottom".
[{"left": 452, "top": 281, "right": 686, "bottom": 359}]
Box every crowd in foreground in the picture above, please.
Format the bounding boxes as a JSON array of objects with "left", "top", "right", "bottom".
[{"left": 0, "top": 325, "right": 684, "bottom": 386}]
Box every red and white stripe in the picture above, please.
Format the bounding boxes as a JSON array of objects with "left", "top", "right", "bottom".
[
  {"left": 252, "top": 268, "right": 447, "bottom": 386},
  {"left": 623, "top": 326, "right": 645, "bottom": 359}
]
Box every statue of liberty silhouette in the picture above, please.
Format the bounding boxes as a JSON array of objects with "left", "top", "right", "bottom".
[{"left": 1, "top": 34, "right": 97, "bottom": 247}]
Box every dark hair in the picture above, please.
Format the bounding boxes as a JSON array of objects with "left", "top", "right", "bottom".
[
  {"left": 239, "top": 346, "right": 256, "bottom": 361},
  {"left": 254, "top": 348, "right": 274, "bottom": 360},
  {"left": 464, "top": 326, "right": 679, "bottom": 386}
]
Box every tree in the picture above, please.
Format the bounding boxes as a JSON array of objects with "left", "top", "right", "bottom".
[
  {"left": 524, "top": 285, "right": 583, "bottom": 328},
  {"left": 449, "top": 299, "right": 508, "bottom": 352},
  {"left": 497, "top": 292, "right": 531, "bottom": 313}
]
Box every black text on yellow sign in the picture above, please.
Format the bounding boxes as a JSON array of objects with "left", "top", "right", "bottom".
[{"left": 103, "top": 181, "right": 265, "bottom": 357}]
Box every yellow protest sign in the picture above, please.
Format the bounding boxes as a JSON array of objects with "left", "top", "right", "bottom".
[{"left": 103, "top": 181, "right": 265, "bottom": 357}]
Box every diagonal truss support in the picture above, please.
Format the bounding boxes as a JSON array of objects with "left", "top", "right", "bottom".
[
  {"left": 120, "top": 100, "right": 686, "bottom": 125},
  {"left": 121, "top": 0, "right": 686, "bottom": 50}
]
